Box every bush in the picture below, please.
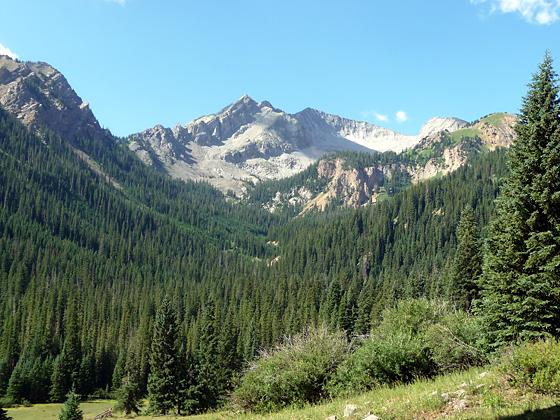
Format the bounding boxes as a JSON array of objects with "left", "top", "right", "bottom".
[
  {"left": 503, "top": 340, "right": 560, "bottom": 395},
  {"left": 424, "top": 311, "right": 487, "bottom": 372},
  {"left": 327, "top": 332, "right": 434, "bottom": 396},
  {"left": 232, "top": 327, "right": 349, "bottom": 413},
  {"left": 328, "top": 299, "right": 487, "bottom": 397}
]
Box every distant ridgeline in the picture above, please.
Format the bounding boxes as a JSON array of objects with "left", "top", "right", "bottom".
[
  {"left": 0, "top": 105, "right": 508, "bottom": 405},
  {"left": 245, "top": 113, "right": 511, "bottom": 217}
]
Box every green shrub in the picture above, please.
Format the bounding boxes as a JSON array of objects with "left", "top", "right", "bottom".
[
  {"left": 424, "top": 311, "right": 487, "bottom": 372},
  {"left": 326, "top": 332, "right": 434, "bottom": 396},
  {"left": 374, "top": 299, "right": 450, "bottom": 336},
  {"left": 232, "top": 327, "right": 349, "bottom": 413},
  {"left": 328, "top": 299, "right": 487, "bottom": 397},
  {"left": 503, "top": 340, "right": 560, "bottom": 395}
]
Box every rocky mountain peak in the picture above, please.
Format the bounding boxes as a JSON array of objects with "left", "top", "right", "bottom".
[{"left": 0, "top": 55, "right": 105, "bottom": 143}]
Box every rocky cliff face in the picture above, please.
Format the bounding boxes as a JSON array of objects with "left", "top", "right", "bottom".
[
  {"left": 300, "top": 158, "right": 399, "bottom": 213},
  {"left": 0, "top": 55, "right": 107, "bottom": 143}
]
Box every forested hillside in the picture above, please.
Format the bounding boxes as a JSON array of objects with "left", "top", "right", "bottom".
[{"left": 0, "top": 99, "right": 509, "bottom": 410}]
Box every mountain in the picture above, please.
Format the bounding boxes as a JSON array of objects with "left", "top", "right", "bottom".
[
  {"left": 248, "top": 112, "right": 517, "bottom": 214},
  {"left": 129, "top": 96, "right": 516, "bottom": 198},
  {"left": 129, "top": 95, "right": 420, "bottom": 194},
  {"left": 0, "top": 55, "right": 515, "bottom": 216},
  {"left": 0, "top": 55, "right": 108, "bottom": 143}
]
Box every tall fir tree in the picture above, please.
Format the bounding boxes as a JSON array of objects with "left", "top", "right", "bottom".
[
  {"left": 195, "top": 300, "right": 221, "bottom": 412},
  {"left": 147, "top": 298, "right": 184, "bottom": 415},
  {"left": 0, "top": 407, "right": 11, "bottom": 420},
  {"left": 50, "top": 304, "right": 82, "bottom": 402},
  {"left": 449, "top": 207, "right": 482, "bottom": 311},
  {"left": 58, "top": 391, "right": 83, "bottom": 420},
  {"left": 479, "top": 52, "right": 560, "bottom": 347}
]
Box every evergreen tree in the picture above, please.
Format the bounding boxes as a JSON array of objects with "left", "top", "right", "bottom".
[
  {"left": 195, "top": 300, "right": 221, "bottom": 411},
  {"left": 449, "top": 207, "right": 482, "bottom": 311},
  {"left": 6, "top": 362, "right": 25, "bottom": 403},
  {"left": 479, "top": 52, "right": 560, "bottom": 346},
  {"left": 58, "top": 391, "right": 83, "bottom": 420},
  {"left": 147, "top": 298, "right": 184, "bottom": 415},
  {"left": 0, "top": 407, "right": 11, "bottom": 420},
  {"left": 50, "top": 306, "right": 82, "bottom": 402},
  {"left": 115, "top": 377, "right": 142, "bottom": 417},
  {"left": 50, "top": 356, "right": 67, "bottom": 402}
]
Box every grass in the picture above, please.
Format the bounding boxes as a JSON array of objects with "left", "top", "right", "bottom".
[
  {"left": 6, "top": 399, "right": 114, "bottom": 420},
  {"left": 448, "top": 127, "right": 482, "bottom": 142},
  {"left": 193, "top": 366, "right": 559, "bottom": 420},
  {"left": 480, "top": 113, "right": 510, "bottom": 128},
  {"left": 6, "top": 367, "right": 560, "bottom": 419}
]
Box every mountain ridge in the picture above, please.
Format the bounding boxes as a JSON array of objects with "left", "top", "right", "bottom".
[
  {"left": 129, "top": 94, "right": 495, "bottom": 195},
  {"left": 0, "top": 55, "right": 515, "bottom": 206}
]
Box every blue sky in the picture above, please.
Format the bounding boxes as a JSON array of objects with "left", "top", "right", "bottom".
[{"left": 1, "top": 0, "right": 559, "bottom": 136}]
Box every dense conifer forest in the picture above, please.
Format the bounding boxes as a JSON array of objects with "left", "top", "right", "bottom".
[{"left": 0, "top": 101, "right": 507, "bottom": 409}]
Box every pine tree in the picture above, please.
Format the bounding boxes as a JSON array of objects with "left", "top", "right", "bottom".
[
  {"left": 6, "top": 362, "right": 25, "bottom": 403},
  {"left": 115, "top": 377, "right": 142, "bottom": 416},
  {"left": 195, "top": 300, "right": 221, "bottom": 411},
  {"left": 0, "top": 407, "right": 11, "bottom": 420},
  {"left": 147, "top": 298, "right": 183, "bottom": 415},
  {"left": 449, "top": 207, "right": 481, "bottom": 311},
  {"left": 58, "top": 391, "right": 83, "bottom": 420},
  {"left": 51, "top": 306, "right": 82, "bottom": 402},
  {"left": 479, "top": 52, "right": 560, "bottom": 347}
]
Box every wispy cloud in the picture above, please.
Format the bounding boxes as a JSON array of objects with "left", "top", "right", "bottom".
[
  {"left": 471, "top": 0, "right": 560, "bottom": 25},
  {"left": 0, "top": 43, "right": 18, "bottom": 59},
  {"left": 362, "top": 110, "right": 390, "bottom": 123},
  {"left": 373, "top": 112, "right": 389, "bottom": 122},
  {"left": 395, "top": 111, "right": 408, "bottom": 123}
]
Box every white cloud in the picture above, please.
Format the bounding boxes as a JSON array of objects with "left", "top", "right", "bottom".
[
  {"left": 361, "top": 110, "right": 390, "bottom": 123},
  {"left": 471, "top": 0, "right": 560, "bottom": 25},
  {"left": 395, "top": 111, "right": 408, "bottom": 122},
  {"left": 374, "top": 112, "right": 389, "bottom": 122},
  {"left": 0, "top": 43, "right": 18, "bottom": 59}
]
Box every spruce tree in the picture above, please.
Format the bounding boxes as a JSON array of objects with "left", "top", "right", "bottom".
[
  {"left": 0, "top": 407, "right": 11, "bottom": 420},
  {"left": 479, "top": 52, "right": 560, "bottom": 346},
  {"left": 115, "top": 376, "right": 142, "bottom": 416},
  {"left": 195, "top": 300, "right": 221, "bottom": 411},
  {"left": 58, "top": 391, "right": 83, "bottom": 420},
  {"left": 449, "top": 207, "right": 482, "bottom": 311},
  {"left": 51, "top": 306, "right": 82, "bottom": 402},
  {"left": 147, "top": 298, "right": 183, "bottom": 415}
]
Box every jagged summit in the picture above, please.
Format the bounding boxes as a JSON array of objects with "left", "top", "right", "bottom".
[
  {"left": 129, "top": 96, "right": 422, "bottom": 194},
  {"left": 129, "top": 95, "right": 516, "bottom": 195},
  {"left": 0, "top": 55, "right": 106, "bottom": 143}
]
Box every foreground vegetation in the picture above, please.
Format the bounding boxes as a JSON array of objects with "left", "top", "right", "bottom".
[{"left": 5, "top": 364, "right": 560, "bottom": 419}]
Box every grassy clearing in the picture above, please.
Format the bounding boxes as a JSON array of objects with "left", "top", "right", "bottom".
[
  {"left": 6, "top": 399, "right": 114, "bottom": 420},
  {"left": 6, "top": 367, "right": 560, "bottom": 419},
  {"left": 480, "top": 113, "right": 509, "bottom": 128},
  {"left": 448, "top": 128, "right": 481, "bottom": 142}
]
